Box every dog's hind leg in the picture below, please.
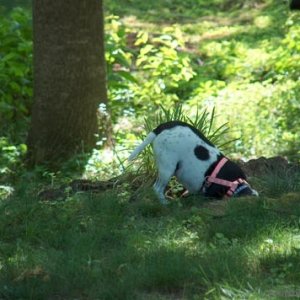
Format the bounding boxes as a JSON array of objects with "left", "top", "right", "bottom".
[
  {"left": 153, "top": 161, "right": 176, "bottom": 205},
  {"left": 153, "top": 176, "right": 171, "bottom": 205}
]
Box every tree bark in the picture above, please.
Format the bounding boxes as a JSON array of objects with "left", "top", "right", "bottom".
[{"left": 27, "top": 0, "right": 107, "bottom": 167}]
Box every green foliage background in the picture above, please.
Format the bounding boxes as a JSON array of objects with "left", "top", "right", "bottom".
[
  {"left": 0, "top": 0, "right": 300, "bottom": 179},
  {"left": 104, "top": 0, "right": 300, "bottom": 161}
]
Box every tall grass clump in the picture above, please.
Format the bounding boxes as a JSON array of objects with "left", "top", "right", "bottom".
[{"left": 129, "top": 104, "right": 234, "bottom": 181}]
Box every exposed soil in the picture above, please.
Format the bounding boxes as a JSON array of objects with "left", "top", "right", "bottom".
[
  {"left": 38, "top": 156, "right": 300, "bottom": 202},
  {"left": 237, "top": 156, "right": 300, "bottom": 178}
]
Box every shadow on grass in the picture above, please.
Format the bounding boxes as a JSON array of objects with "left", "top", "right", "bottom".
[
  {"left": 0, "top": 183, "right": 300, "bottom": 299},
  {"left": 105, "top": 0, "right": 284, "bottom": 25}
]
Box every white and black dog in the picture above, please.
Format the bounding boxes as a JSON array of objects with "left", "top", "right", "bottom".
[{"left": 129, "top": 121, "right": 258, "bottom": 204}]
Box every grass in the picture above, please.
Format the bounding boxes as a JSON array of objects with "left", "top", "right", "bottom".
[
  {"left": 104, "top": 0, "right": 276, "bottom": 23},
  {"left": 1, "top": 176, "right": 300, "bottom": 299}
]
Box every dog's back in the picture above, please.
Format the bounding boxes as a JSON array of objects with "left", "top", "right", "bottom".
[{"left": 152, "top": 122, "right": 220, "bottom": 193}]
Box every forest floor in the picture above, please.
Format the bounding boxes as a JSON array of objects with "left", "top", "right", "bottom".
[{"left": 1, "top": 156, "right": 300, "bottom": 299}]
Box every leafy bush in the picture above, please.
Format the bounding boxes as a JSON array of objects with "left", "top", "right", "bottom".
[
  {"left": 132, "top": 28, "right": 195, "bottom": 113},
  {"left": 105, "top": 20, "right": 195, "bottom": 118},
  {"left": 187, "top": 12, "right": 300, "bottom": 160},
  {"left": 105, "top": 16, "right": 137, "bottom": 121},
  {"left": 0, "top": 8, "right": 32, "bottom": 141},
  {"left": 0, "top": 137, "right": 26, "bottom": 181},
  {"left": 272, "top": 16, "right": 300, "bottom": 81}
]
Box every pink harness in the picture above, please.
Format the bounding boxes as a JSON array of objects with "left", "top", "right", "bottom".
[{"left": 205, "top": 157, "right": 248, "bottom": 197}]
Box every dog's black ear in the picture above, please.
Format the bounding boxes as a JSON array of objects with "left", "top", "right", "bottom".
[{"left": 290, "top": 0, "right": 300, "bottom": 10}]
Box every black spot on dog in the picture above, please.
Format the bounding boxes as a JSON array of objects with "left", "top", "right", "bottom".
[
  {"left": 153, "top": 121, "right": 215, "bottom": 147},
  {"left": 194, "top": 145, "right": 210, "bottom": 160}
]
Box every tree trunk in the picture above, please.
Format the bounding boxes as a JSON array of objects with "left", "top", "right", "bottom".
[{"left": 27, "top": 0, "right": 108, "bottom": 168}]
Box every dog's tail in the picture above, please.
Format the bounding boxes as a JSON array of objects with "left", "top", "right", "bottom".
[{"left": 128, "top": 132, "right": 156, "bottom": 161}]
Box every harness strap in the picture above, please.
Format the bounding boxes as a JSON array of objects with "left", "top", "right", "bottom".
[
  {"left": 210, "top": 157, "right": 228, "bottom": 178},
  {"left": 205, "top": 157, "right": 248, "bottom": 197}
]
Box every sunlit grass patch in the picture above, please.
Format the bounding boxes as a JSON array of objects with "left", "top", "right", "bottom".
[
  {"left": 257, "top": 230, "right": 300, "bottom": 259},
  {"left": 255, "top": 229, "right": 300, "bottom": 287}
]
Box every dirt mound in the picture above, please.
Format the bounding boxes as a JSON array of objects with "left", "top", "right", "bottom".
[{"left": 237, "top": 156, "right": 300, "bottom": 177}]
